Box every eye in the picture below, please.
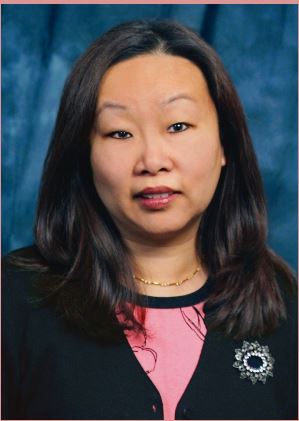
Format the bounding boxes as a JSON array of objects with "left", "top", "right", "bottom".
[
  {"left": 108, "top": 130, "right": 132, "bottom": 139},
  {"left": 168, "top": 122, "right": 191, "bottom": 133}
]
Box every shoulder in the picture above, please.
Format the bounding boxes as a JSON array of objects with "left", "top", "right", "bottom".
[
  {"left": 3, "top": 244, "right": 43, "bottom": 266},
  {"left": 266, "top": 277, "right": 297, "bottom": 368},
  {"left": 277, "top": 273, "right": 297, "bottom": 328},
  {"left": 2, "top": 244, "right": 42, "bottom": 289},
  {"left": 2, "top": 245, "right": 48, "bottom": 321},
  {"left": 2, "top": 246, "right": 69, "bottom": 350}
]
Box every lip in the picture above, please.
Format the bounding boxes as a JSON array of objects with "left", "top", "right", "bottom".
[
  {"left": 134, "top": 186, "right": 180, "bottom": 210},
  {"left": 134, "top": 186, "right": 178, "bottom": 197}
]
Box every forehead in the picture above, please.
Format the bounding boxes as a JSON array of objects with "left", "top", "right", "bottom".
[{"left": 98, "top": 54, "right": 211, "bottom": 107}]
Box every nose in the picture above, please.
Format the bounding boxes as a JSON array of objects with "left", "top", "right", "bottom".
[{"left": 134, "top": 133, "right": 174, "bottom": 176}]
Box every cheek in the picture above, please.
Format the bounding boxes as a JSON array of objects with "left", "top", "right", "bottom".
[
  {"left": 90, "top": 147, "right": 116, "bottom": 195},
  {"left": 185, "top": 141, "right": 220, "bottom": 172},
  {"left": 90, "top": 147, "right": 130, "bottom": 198},
  {"left": 182, "top": 142, "right": 223, "bottom": 193}
]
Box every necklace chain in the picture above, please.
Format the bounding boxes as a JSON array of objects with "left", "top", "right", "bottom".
[{"left": 133, "top": 266, "right": 200, "bottom": 287}]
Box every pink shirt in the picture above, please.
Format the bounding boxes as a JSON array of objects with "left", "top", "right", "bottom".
[{"left": 117, "top": 283, "right": 210, "bottom": 420}]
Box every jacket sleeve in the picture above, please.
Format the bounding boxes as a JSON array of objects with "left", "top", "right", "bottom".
[
  {"left": 286, "top": 285, "right": 298, "bottom": 418},
  {"left": 1, "top": 261, "right": 31, "bottom": 420}
]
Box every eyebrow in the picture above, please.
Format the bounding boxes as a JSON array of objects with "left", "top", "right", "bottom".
[
  {"left": 97, "top": 93, "right": 196, "bottom": 116},
  {"left": 162, "top": 93, "right": 197, "bottom": 106},
  {"left": 97, "top": 102, "right": 128, "bottom": 115}
]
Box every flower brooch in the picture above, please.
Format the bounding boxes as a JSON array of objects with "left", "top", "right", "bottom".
[{"left": 233, "top": 341, "right": 275, "bottom": 384}]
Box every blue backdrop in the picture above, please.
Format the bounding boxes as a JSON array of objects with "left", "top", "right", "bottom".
[{"left": 2, "top": 4, "right": 298, "bottom": 270}]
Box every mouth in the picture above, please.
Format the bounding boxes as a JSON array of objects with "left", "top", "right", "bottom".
[{"left": 133, "top": 186, "right": 180, "bottom": 209}]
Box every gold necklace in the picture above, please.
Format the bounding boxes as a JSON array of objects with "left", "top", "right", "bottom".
[{"left": 133, "top": 266, "right": 200, "bottom": 287}]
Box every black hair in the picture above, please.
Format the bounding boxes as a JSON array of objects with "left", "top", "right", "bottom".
[{"left": 11, "top": 19, "right": 295, "bottom": 342}]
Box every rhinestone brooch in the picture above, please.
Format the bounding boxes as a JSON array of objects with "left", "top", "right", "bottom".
[{"left": 233, "top": 340, "right": 275, "bottom": 384}]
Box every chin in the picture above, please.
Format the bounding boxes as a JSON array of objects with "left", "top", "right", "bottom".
[{"left": 134, "top": 219, "right": 199, "bottom": 241}]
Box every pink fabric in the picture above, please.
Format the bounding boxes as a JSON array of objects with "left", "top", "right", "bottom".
[{"left": 119, "top": 303, "right": 206, "bottom": 420}]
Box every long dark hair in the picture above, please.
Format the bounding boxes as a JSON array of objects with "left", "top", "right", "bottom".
[{"left": 11, "top": 19, "right": 295, "bottom": 341}]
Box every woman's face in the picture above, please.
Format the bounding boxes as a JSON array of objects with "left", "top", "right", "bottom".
[{"left": 90, "top": 54, "right": 225, "bottom": 243}]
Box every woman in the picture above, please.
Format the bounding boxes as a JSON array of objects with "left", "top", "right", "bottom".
[{"left": 2, "top": 19, "right": 297, "bottom": 420}]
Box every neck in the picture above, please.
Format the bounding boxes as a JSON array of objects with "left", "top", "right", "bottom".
[{"left": 124, "top": 233, "right": 208, "bottom": 297}]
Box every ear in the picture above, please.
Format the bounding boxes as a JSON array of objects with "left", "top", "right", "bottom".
[{"left": 221, "top": 148, "right": 226, "bottom": 167}]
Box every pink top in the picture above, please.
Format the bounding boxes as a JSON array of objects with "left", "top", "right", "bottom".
[{"left": 117, "top": 284, "right": 209, "bottom": 420}]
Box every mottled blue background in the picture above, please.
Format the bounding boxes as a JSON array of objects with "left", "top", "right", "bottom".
[{"left": 2, "top": 4, "right": 298, "bottom": 270}]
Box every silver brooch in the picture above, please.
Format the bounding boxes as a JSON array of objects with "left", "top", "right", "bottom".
[{"left": 233, "top": 340, "right": 275, "bottom": 384}]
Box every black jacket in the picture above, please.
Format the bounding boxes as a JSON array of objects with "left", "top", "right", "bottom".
[{"left": 2, "top": 247, "right": 298, "bottom": 420}]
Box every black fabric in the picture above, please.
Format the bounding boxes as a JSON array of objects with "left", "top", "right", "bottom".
[
  {"left": 134, "top": 279, "right": 212, "bottom": 309},
  {"left": 2, "top": 246, "right": 297, "bottom": 420}
]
